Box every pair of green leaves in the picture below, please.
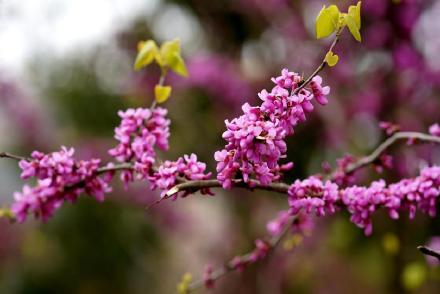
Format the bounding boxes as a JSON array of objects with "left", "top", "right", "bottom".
[
  {"left": 134, "top": 39, "right": 188, "bottom": 76},
  {"left": 134, "top": 39, "right": 188, "bottom": 104},
  {"left": 316, "top": 1, "right": 362, "bottom": 42}
]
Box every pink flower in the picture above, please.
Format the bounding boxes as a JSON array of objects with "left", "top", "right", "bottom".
[
  {"left": 109, "top": 107, "right": 170, "bottom": 185},
  {"left": 429, "top": 123, "right": 440, "bottom": 137},
  {"left": 288, "top": 177, "right": 339, "bottom": 217},
  {"left": 288, "top": 165, "right": 440, "bottom": 236},
  {"left": 148, "top": 153, "right": 212, "bottom": 197},
  {"left": 214, "top": 69, "right": 329, "bottom": 189},
  {"left": 379, "top": 121, "right": 401, "bottom": 136},
  {"left": 12, "top": 147, "right": 113, "bottom": 222},
  {"left": 310, "top": 76, "right": 330, "bottom": 105}
]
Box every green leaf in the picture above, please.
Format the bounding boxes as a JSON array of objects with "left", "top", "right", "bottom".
[
  {"left": 133, "top": 40, "right": 159, "bottom": 70},
  {"left": 158, "top": 39, "right": 180, "bottom": 66},
  {"left": 325, "top": 51, "right": 339, "bottom": 67},
  {"left": 345, "top": 15, "right": 362, "bottom": 42},
  {"left": 316, "top": 5, "right": 340, "bottom": 39},
  {"left": 348, "top": 1, "right": 362, "bottom": 29},
  {"left": 167, "top": 52, "right": 188, "bottom": 77},
  {"left": 154, "top": 85, "right": 172, "bottom": 103},
  {"left": 157, "top": 39, "right": 188, "bottom": 76}
]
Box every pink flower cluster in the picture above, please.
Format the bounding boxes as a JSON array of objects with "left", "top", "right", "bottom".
[
  {"left": 215, "top": 69, "right": 330, "bottom": 188},
  {"left": 230, "top": 239, "right": 270, "bottom": 272},
  {"left": 288, "top": 177, "right": 339, "bottom": 216},
  {"left": 429, "top": 123, "right": 440, "bottom": 136},
  {"left": 109, "top": 107, "right": 170, "bottom": 185},
  {"left": 148, "top": 154, "right": 212, "bottom": 197},
  {"left": 266, "top": 210, "right": 314, "bottom": 236},
  {"left": 331, "top": 154, "right": 356, "bottom": 186},
  {"left": 12, "top": 147, "right": 113, "bottom": 222},
  {"left": 379, "top": 121, "right": 401, "bottom": 136},
  {"left": 287, "top": 165, "right": 440, "bottom": 235},
  {"left": 109, "top": 107, "right": 211, "bottom": 197}
]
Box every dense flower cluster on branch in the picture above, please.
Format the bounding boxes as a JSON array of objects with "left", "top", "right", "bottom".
[
  {"left": 287, "top": 165, "right": 440, "bottom": 235},
  {"left": 214, "top": 69, "right": 330, "bottom": 189},
  {"left": 149, "top": 154, "right": 212, "bottom": 198},
  {"left": 108, "top": 107, "right": 211, "bottom": 197},
  {"left": 12, "top": 147, "right": 113, "bottom": 222},
  {"left": 109, "top": 107, "right": 170, "bottom": 185}
]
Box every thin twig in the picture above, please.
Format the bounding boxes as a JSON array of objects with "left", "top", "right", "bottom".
[
  {"left": 166, "top": 179, "right": 289, "bottom": 197},
  {"left": 0, "top": 152, "right": 29, "bottom": 162},
  {"left": 96, "top": 162, "right": 133, "bottom": 173},
  {"left": 187, "top": 217, "right": 295, "bottom": 292},
  {"left": 342, "top": 132, "right": 440, "bottom": 175},
  {"left": 417, "top": 245, "right": 440, "bottom": 261},
  {"left": 292, "top": 28, "right": 343, "bottom": 96}
]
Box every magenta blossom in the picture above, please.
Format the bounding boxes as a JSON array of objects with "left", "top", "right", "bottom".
[
  {"left": 109, "top": 107, "right": 170, "bottom": 185},
  {"left": 215, "top": 69, "right": 330, "bottom": 189},
  {"left": 429, "top": 123, "right": 440, "bottom": 137},
  {"left": 12, "top": 147, "right": 113, "bottom": 222},
  {"left": 148, "top": 154, "right": 212, "bottom": 198},
  {"left": 287, "top": 165, "right": 440, "bottom": 236}
]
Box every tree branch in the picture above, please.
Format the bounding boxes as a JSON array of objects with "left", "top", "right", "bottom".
[
  {"left": 341, "top": 132, "right": 440, "bottom": 175},
  {"left": 165, "top": 131, "right": 440, "bottom": 197},
  {"left": 165, "top": 179, "right": 289, "bottom": 197},
  {"left": 0, "top": 152, "right": 29, "bottom": 162},
  {"left": 417, "top": 245, "right": 440, "bottom": 261},
  {"left": 187, "top": 217, "right": 295, "bottom": 292},
  {"left": 1, "top": 131, "right": 439, "bottom": 200}
]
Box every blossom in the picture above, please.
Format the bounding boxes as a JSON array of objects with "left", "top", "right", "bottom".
[
  {"left": 203, "top": 265, "right": 215, "bottom": 289},
  {"left": 287, "top": 165, "right": 440, "bottom": 236},
  {"left": 429, "top": 123, "right": 440, "bottom": 137},
  {"left": 12, "top": 147, "right": 113, "bottom": 222},
  {"left": 267, "top": 210, "right": 290, "bottom": 236},
  {"left": 215, "top": 69, "right": 330, "bottom": 188},
  {"left": 249, "top": 239, "right": 270, "bottom": 262},
  {"left": 288, "top": 176, "right": 339, "bottom": 216},
  {"left": 332, "top": 154, "right": 356, "bottom": 186},
  {"left": 341, "top": 181, "right": 389, "bottom": 236},
  {"left": 148, "top": 153, "right": 212, "bottom": 197},
  {"left": 310, "top": 76, "right": 330, "bottom": 105},
  {"left": 379, "top": 121, "right": 401, "bottom": 136},
  {"left": 109, "top": 107, "right": 170, "bottom": 185}
]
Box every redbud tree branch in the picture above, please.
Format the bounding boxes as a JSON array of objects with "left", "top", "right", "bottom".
[
  {"left": 0, "top": 152, "right": 29, "bottom": 162},
  {"left": 0, "top": 132, "right": 438, "bottom": 199},
  {"left": 166, "top": 131, "right": 440, "bottom": 197},
  {"left": 182, "top": 131, "right": 440, "bottom": 291},
  {"left": 417, "top": 245, "right": 440, "bottom": 261},
  {"left": 186, "top": 217, "right": 296, "bottom": 292},
  {"left": 341, "top": 132, "right": 440, "bottom": 175}
]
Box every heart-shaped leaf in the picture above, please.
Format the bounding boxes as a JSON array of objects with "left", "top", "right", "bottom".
[
  {"left": 134, "top": 40, "right": 159, "bottom": 70},
  {"left": 348, "top": 1, "right": 361, "bottom": 30},
  {"left": 316, "top": 5, "right": 340, "bottom": 39},
  {"left": 156, "top": 39, "right": 188, "bottom": 76},
  {"left": 154, "top": 85, "right": 172, "bottom": 104},
  {"left": 345, "top": 14, "right": 362, "bottom": 42},
  {"left": 325, "top": 51, "right": 339, "bottom": 67}
]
